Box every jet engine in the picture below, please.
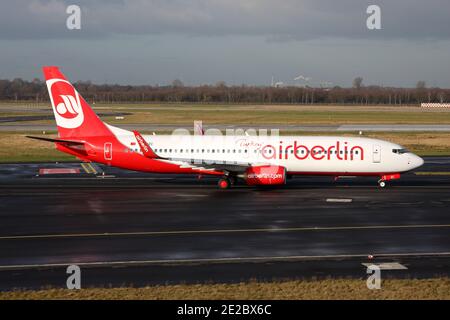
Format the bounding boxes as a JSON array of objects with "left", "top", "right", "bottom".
[{"left": 244, "top": 165, "right": 287, "bottom": 185}]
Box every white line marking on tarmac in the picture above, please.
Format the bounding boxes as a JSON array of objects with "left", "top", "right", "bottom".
[
  {"left": 175, "top": 194, "right": 208, "bottom": 198},
  {"left": 0, "top": 252, "right": 448, "bottom": 270},
  {"left": 326, "top": 198, "right": 353, "bottom": 203},
  {"left": 0, "top": 224, "right": 449, "bottom": 240},
  {"left": 362, "top": 262, "right": 408, "bottom": 270}
]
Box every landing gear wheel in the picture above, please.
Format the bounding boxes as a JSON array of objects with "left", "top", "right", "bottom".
[
  {"left": 378, "top": 180, "right": 386, "bottom": 188},
  {"left": 218, "top": 178, "right": 231, "bottom": 189}
]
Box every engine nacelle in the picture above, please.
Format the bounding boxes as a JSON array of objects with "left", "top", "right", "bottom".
[{"left": 244, "top": 165, "right": 287, "bottom": 186}]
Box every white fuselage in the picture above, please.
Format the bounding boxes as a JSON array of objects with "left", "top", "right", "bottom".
[{"left": 110, "top": 126, "right": 424, "bottom": 175}]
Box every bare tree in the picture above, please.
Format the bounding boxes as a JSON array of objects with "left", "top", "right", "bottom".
[
  {"left": 0, "top": 77, "right": 448, "bottom": 105},
  {"left": 215, "top": 81, "right": 227, "bottom": 88},
  {"left": 416, "top": 81, "right": 426, "bottom": 89},
  {"left": 352, "top": 77, "right": 363, "bottom": 89},
  {"left": 171, "top": 79, "right": 184, "bottom": 88}
]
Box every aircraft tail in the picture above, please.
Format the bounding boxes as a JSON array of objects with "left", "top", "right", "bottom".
[{"left": 43, "top": 66, "right": 112, "bottom": 139}]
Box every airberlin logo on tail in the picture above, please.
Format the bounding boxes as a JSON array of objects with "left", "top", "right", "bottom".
[
  {"left": 135, "top": 134, "right": 149, "bottom": 153},
  {"left": 46, "top": 79, "right": 84, "bottom": 128}
]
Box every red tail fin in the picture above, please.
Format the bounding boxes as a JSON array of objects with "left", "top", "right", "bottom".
[{"left": 43, "top": 66, "right": 111, "bottom": 139}]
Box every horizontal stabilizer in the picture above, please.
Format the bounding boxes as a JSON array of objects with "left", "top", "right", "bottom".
[{"left": 26, "top": 136, "right": 85, "bottom": 145}]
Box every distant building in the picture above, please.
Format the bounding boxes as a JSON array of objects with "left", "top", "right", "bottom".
[
  {"left": 273, "top": 81, "right": 284, "bottom": 88},
  {"left": 421, "top": 103, "right": 450, "bottom": 108}
]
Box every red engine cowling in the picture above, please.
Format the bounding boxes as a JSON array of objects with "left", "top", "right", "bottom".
[{"left": 245, "top": 165, "right": 287, "bottom": 186}]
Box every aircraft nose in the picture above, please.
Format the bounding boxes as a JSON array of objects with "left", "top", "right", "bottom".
[{"left": 410, "top": 154, "right": 424, "bottom": 169}]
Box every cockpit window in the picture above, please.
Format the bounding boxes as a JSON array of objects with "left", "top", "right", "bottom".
[{"left": 392, "top": 148, "right": 409, "bottom": 154}]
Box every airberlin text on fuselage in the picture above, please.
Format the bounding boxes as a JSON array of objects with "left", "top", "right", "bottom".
[{"left": 261, "top": 141, "right": 364, "bottom": 161}]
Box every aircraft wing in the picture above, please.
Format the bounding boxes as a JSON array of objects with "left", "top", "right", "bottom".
[
  {"left": 162, "top": 158, "right": 268, "bottom": 173},
  {"left": 130, "top": 130, "right": 269, "bottom": 173}
]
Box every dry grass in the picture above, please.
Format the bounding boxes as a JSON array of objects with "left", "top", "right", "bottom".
[
  {"left": 415, "top": 172, "right": 450, "bottom": 175},
  {"left": 4, "top": 103, "right": 450, "bottom": 125},
  {"left": 0, "top": 133, "right": 72, "bottom": 162},
  {"left": 294, "top": 131, "right": 450, "bottom": 156},
  {"left": 1, "top": 278, "right": 449, "bottom": 300},
  {"left": 80, "top": 103, "right": 450, "bottom": 113},
  {"left": 361, "top": 132, "right": 450, "bottom": 156},
  {"left": 98, "top": 109, "right": 450, "bottom": 125}
]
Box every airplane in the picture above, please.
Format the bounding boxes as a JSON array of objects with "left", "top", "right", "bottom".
[{"left": 27, "top": 66, "right": 424, "bottom": 189}]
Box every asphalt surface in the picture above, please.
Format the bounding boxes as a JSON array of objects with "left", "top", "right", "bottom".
[
  {"left": 3, "top": 123, "right": 450, "bottom": 132},
  {"left": 0, "top": 113, "right": 131, "bottom": 124},
  {"left": 0, "top": 157, "right": 449, "bottom": 290}
]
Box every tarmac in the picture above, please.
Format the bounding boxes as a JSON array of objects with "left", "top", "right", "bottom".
[{"left": 0, "top": 158, "right": 449, "bottom": 290}]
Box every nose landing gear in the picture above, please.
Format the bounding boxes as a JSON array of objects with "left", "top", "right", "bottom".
[{"left": 378, "top": 173, "right": 401, "bottom": 188}]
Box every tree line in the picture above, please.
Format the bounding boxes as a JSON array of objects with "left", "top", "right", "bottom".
[{"left": 0, "top": 77, "right": 448, "bottom": 105}]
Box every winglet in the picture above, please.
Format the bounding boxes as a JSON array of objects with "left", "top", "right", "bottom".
[{"left": 132, "top": 131, "right": 159, "bottom": 158}]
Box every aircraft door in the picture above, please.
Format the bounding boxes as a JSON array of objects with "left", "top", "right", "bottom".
[
  {"left": 373, "top": 145, "right": 381, "bottom": 163},
  {"left": 104, "top": 142, "right": 113, "bottom": 161}
]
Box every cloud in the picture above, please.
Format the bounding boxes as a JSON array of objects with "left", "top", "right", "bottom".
[{"left": 0, "top": 0, "right": 449, "bottom": 40}]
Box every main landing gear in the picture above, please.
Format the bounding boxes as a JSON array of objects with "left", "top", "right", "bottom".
[
  {"left": 218, "top": 177, "right": 231, "bottom": 189},
  {"left": 217, "top": 175, "right": 236, "bottom": 189}
]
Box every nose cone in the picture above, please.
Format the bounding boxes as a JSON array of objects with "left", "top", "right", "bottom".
[{"left": 410, "top": 154, "right": 424, "bottom": 170}]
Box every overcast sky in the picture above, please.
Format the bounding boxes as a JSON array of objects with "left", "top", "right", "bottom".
[{"left": 1, "top": 0, "right": 450, "bottom": 87}]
